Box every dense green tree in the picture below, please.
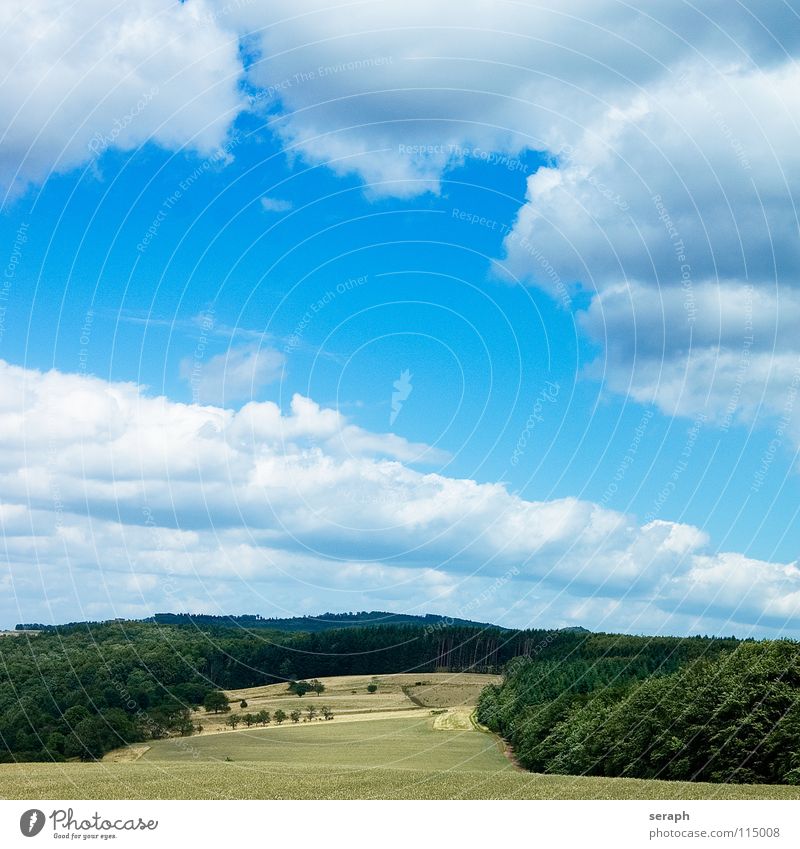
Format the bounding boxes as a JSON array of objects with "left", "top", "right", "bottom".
[
  {"left": 68, "top": 717, "right": 105, "bottom": 760},
  {"left": 46, "top": 731, "right": 67, "bottom": 756},
  {"left": 479, "top": 641, "right": 800, "bottom": 785},
  {"left": 288, "top": 680, "right": 311, "bottom": 696},
  {"left": 203, "top": 691, "right": 230, "bottom": 714},
  {"left": 125, "top": 669, "right": 156, "bottom": 709}
]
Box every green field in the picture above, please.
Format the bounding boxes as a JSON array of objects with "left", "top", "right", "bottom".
[
  {"left": 140, "top": 716, "right": 505, "bottom": 772},
  {"left": 3, "top": 761, "right": 799, "bottom": 800},
  {"left": 3, "top": 715, "right": 800, "bottom": 800},
  {"left": 2, "top": 674, "right": 799, "bottom": 800}
]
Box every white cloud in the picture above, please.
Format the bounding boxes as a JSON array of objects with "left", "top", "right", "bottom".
[
  {"left": 0, "top": 0, "right": 244, "bottom": 199},
  {"left": 2, "top": 358, "right": 799, "bottom": 633},
  {"left": 179, "top": 344, "right": 285, "bottom": 404},
  {"left": 226, "top": 1, "right": 800, "bottom": 195},
  {"left": 502, "top": 64, "right": 800, "bottom": 292},
  {"left": 578, "top": 281, "right": 800, "bottom": 433},
  {"left": 260, "top": 196, "right": 293, "bottom": 212},
  {"left": 495, "top": 57, "right": 800, "bottom": 441},
  {"left": 4, "top": 1, "right": 800, "bottom": 632},
  {"left": 661, "top": 552, "right": 800, "bottom": 630},
  {"left": 5, "top": 0, "right": 799, "bottom": 209},
  {"left": 1, "top": 0, "right": 766, "bottom": 201}
]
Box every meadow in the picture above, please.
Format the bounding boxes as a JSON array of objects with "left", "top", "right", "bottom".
[{"left": 3, "top": 754, "right": 799, "bottom": 800}]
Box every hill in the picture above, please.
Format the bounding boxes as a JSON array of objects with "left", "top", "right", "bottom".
[
  {"left": 3, "top": 671, "right": 798, "bottom": 800},
  {"left": 145, "top": 610, "right": 499, "bottom": 632},
  {"left": 0, "top": 618, "right": 737, "bottom": 765}
]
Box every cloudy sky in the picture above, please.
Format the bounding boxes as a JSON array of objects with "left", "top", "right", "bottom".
[{"left": 1, "top": 0, "right": 799, "bottom": 635}]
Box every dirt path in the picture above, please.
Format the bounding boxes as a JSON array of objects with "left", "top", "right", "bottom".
[
  {"left": 432, "top": 708, "right": 474, "bottom": 731},
  {"left": 465, "top": 710, "right": 525, "bottom": 771},
  {"left": 103, "top": 744, "right": 150, "bottom": 763}
]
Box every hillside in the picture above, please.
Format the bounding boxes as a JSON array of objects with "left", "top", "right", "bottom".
[
  {"left": 0, "top": 618, "right": 739, "bottom": 766},
  {"left": 478, "top": 640, "right": 800, "bottom": 785},
  {"left": 3, "top": 671, "right": 798, "bottom": 800}
]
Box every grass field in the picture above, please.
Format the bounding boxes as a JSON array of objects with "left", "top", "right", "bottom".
[
  {"left": 140, "top": 716, "right": 506, "bottom": 771},
  {"left": 4, "top": 759, "right": 798, "bottom": 800},
  {"left": 2, "top": 673, "right": 799, "bottom": 800}
]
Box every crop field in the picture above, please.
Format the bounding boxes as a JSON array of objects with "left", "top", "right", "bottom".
[
  {"left": 139, "top": 715, "right": 505, "bottom": 771},
  {"left": 403, "top": 677, "right": 495, "bottom": 708},
  {"left": 3, "top": 759, "right": 799, "bottom": 800},
  {"left": 190, "top": 672, "right": 499, "bottom": 734},
  {"left": 2, "top": 674, "right": 799, "bottom": 800}
]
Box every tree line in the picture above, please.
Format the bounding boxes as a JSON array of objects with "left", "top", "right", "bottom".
[
  {"left": 477, "top": 637, "right": 800, "bottom": 784},
  {"left": 215, "top": 704, "right": 336, "bottom": 729},
  {"left": 145, "top": 610, "right": 494, "bottom": 632}
]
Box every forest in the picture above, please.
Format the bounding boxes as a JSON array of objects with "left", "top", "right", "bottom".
[
  {"left": 0, "top": 618, "right": 756, "bottom": 772},
  {"left": 0, "top": 619, "right": 510, "bottom": 762},
  {"left": 477, "top": 639, "right": 800, "bottom": 784}
]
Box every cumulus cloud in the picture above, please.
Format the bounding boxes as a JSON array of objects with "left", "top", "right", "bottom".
[
  {"left": 660, "top": 552, "right": 800, "bottom": 630},
  {"left": 0, "top": 0, "right": 244, "bottom": 200},
  {"left": 494, "top": 46, "right": 800, "bottom": 441},
  {"left": 5, "top": 0, "right": 799, "bottom": 209},
  {"left": 226, "top": 1, "right": 800, "bottom": 195},
  {"left": 502, "top": 63, "right": 800, "bottom": 291},
  {"left": 579, "top": 281, "right": 800, "bottom": 434},
  {"left": 5, "top": 1, "right": 800, "bottom": 631},
  {"left": 1, "top": 359, "right": 798, "bottom": 632}
]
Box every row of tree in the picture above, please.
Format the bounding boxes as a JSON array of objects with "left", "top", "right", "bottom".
[
  {"left": 222, "top": 704, "right": 335, "bottom": 729},
  {"left": 477, "top": 640, "right": 800, "bottom": 784}
]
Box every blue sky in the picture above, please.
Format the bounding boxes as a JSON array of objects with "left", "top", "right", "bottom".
[{"left": 1, "top": 1, "right": 800, "bottom": 636}]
